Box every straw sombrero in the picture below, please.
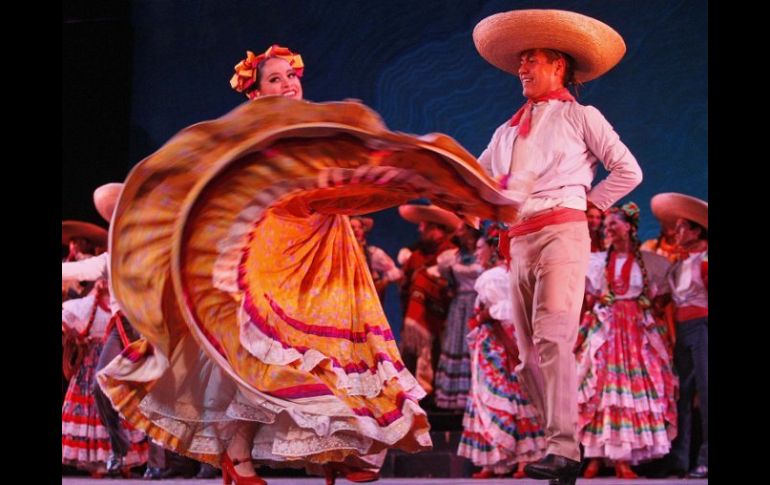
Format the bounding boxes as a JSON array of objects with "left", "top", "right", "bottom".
[
  {"left": 398, "top": 204, "right": 462, "bottom": 231},
  {"left": 651, "top": 193, "right": 708, "bottom": 230},
  {"left": 93, "top": 183, "right": 124, "bottom": 223},
  {"left": 62, "top": 220, "right": 108, "bottom": 247},
  {"left": 473, "top": 9, "right": 626, "bottom": 83}
]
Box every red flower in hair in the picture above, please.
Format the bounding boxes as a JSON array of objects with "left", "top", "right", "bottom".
[
  {"left": 483, "top": 221, "right": 505, "bottom": 242},
  {"left": 609, "top": 201, "right": 641, "bottom": 227}
]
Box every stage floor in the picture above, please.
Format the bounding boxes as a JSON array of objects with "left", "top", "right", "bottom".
[{"left": 62, "top": 477, "right": 707, "bottom": 484}]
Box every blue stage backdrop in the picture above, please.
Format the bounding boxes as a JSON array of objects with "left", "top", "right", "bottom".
[{"left": 85, "top": 0, "right": 709, "bottom": 338}]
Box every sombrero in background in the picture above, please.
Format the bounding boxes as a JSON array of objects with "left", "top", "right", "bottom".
[
  {"left": 651, "top": 192, "right": 708, "bottom": 230},
  {"left": 62, "top": 220, "right": 108, "bottom": 247},
  {"left": 398, "top": 204, "right": 462, "bottom": 231}
]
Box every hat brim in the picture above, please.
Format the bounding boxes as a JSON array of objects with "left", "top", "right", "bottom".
[
  {"left": 62, "top": 220, "right": 108, "bottom": 247},
  {"left": 473, "top": 9, "right": 626, "bottom": 83},
  {"left": 398, "top": 204, "right": 462, "bottom": 230},
  {"left": 93, "top": 183, "right": 124, "bottom": 223},
  {"left": 650, "top": 193, "right": 708, "bottom": 230}
]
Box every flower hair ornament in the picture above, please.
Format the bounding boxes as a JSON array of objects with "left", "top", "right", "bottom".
[
  {"left": 230, "top": 45, "right": 304, "bottom": 99},
  {"left": 482, "top": 221, "right": 505, "bottom": 247},
  {"left": 609, "top": 201, "right": 640, "bottom": 228},
  {"left": 481, "top": 221, "right": 509, "bottom": 266}
]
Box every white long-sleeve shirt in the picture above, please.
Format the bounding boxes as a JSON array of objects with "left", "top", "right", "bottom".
[
  {"left": 585, "top": 250, "right": 672, "bottom": 299},
  {"left": 61, "top": 252, "right": 121, "bottom": 315},
  {"left": 478, "top": 100, "right": 643, "bottom": 217},
  {"left": 669, "top": 250, "right": 708, "bottom": 309},
  {"left": 437, "top": 248, "right": 483, "bottom": 293},
  {"left": 367, "top": 245, "right": 403, "bottom": 283},
  {"left": 474, "top": 265, "right": 514, "bottom": 324}
]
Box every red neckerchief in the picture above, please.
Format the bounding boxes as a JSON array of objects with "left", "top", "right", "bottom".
[
  {"left": 676, "top": 247, "right": 707, "bottom": 262},
  {"left": 607, "top": 251, "right": 635, "bottom": 296},
  {"left": 509, "top": 87, "right": 575, "bottom": 137}
]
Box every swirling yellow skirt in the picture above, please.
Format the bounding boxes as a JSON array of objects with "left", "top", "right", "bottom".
[{"left": 97, "top": 97, "right": 523, "bottom": 471}]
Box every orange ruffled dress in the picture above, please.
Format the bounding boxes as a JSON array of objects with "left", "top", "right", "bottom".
[{"left": 96, "top": 97, "right": 526, "bottom": 472}]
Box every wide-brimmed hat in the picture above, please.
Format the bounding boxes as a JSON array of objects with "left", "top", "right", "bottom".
[
  {"left": 350, "top": 216, "right": 374, "bottom": 233},
  {"left": 473, "top": 9, "right": 626, "bottom": 83},
  {"left": 651, "top": 193, "right": 708, "bottom": 230},
  {"left": 62, "top": 220, "right": 108, "bottom": 247},
  {"left": 398, "top": 204, "right": 462, "bottom": 231},
  {"left": 93, "top": 183, "right": 124, "bottom": 223}
]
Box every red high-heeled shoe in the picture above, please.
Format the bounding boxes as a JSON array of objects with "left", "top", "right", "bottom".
[
  {"left": 583, "top": 459, "right": 601, "bottom": 478},
  {"left": 512, "top": 462, "right": 528, "bottom": 479},
  {"left": 323, "top": 464, "right": 380, "bottom": 485},
  {"left": 221, "top": 452, "right": 266, "bottom": 485},
  {"left": 472, "top": 469, "right": 500, "bottom": 479},
  {"left": 614, "top": 462, "right": 638, "bottom": 479}
]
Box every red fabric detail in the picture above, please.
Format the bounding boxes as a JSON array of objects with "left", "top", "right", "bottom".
[
  {"left": 509, "top": 87, "right": 575, "bottom": 137},
  {"left": 269, "top": 383, "right": 333, "bottom": 399},
  {"left": 498, "top": 231, "right": 511, "bottom": 266},
  {"left": 507, "top": 208, "right": 586, "bottom": 238},
  {"left": 62, "top": 413, "right": 103, "bottom": 426},
  {"left": 405, "top": 270, "right": 450, "bottom": 335},
  {"left": 675, "top": 305, "right": 708, "bottom": 322},
  {"left": 65, "top": 394, "right": 93, "bottom": 405},
  {"left": 608, "top": 251, "right": 635, "bottom": 296},
  {"left": 62, "top": 436, "right": 148, "bottom": 452},
  {"left": 115, "top": 317, "right": 130, "bottom": 348},
  {"left": 62, "top": 437, "right": 113, "bottom": 451},
  {"left": 103, "top": 311, "right": 131, "bottom": 348},
  {"left": 103, "top": 313, "right": 117, "bottom": 343}
]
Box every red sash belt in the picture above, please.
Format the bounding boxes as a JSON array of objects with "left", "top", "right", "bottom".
[
  {"left": 498, "top": 208, "right": 586, "bottom": 264},
  {"left": 675, "top": 305, "right": 708, "bottom": 322},
  {"left": 508, "top": 207, "right": 586, "bottom": 237}
]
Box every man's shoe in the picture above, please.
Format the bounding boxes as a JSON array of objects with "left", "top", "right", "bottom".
[
  {"left": 159, "top": 466, "right": 198, "bottom": 479},
  {"left": 105, "top": 453, "right": 124, "bottom": 475},
  {"left": 525, "top": 454, "right": 580, "bottom": 484},
  {"left": 195, "top": 462, "right": 220, "bottom": 479},
  {"left": 143, "top": 467, "right": 163, "bottom": 480},
  {"left": 686, "top": 465, "right": 708, "bottom": 479},
  {"left": 547, "top": 479, "right": 577, "bottom": 485}
]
